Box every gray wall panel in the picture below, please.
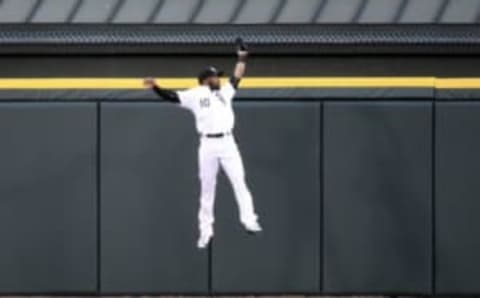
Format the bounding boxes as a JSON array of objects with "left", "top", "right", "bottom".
[
  {"left": 324, "top": 101, "right": 432, "bottom": 294},
  {"left": 0, "top": 103, "right": 97, "bottom": 293},
  {"left": 71, "top": 0, "right": 117, "bottom": 23},
  {"left": 212, "top": 102, "right": 321, "bottom": 294},
  {"left": 29, "top": 0, "right": 76, "bottom": 23},
  {"left": 112, "top": 0, "right": 159, "bottom": 23},
  {"left": 440, "top": 0, "right": 480, "bottom": 23},
  {"left": 437, "top": 89, "right": 480, "bottom": 100},
  {"left": 436, "top": 102, "right": 480, "bottom": 294},
  {"left": 153, "top": 0, "right": 198, "bottom": 23},
  {"left": 357, "top": 0, "right": 402, "bottom": 23},
  {"left": 276, "top": 0, "right": 318, "bottom": 23},
  {"left": 233, "top": 0, "right": 281, "bottom": 23},
  {"left": 316, "top": 0, "right": 362, "bottom": 23},
  {"left": 398, "top": 0, "right": 441, "bottom": 23},
  {"left": 0, "top": 0, "right": 37, "bottom": 22},
  {"left": 194, "top": 0, "right": 238, "bottom": 23},
  {"left": 100, "top": 103, "right": 208, "bottom": 294},
  {"left": 2, "top": 0, "right": 480, "bottom": 23}
]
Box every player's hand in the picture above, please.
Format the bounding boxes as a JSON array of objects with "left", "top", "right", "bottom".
[
  {"left": 143, "top": 77, "right": 157, "bottom": 89},
  {"left": 235, "top": 37, "right": 248, "bottom": 59}
]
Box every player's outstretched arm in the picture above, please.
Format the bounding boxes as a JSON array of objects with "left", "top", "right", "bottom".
[
  {"left": 233, "top": 50, "right": 247, "bottom": 80},
  {"left": 231, "top": 38, "right": 248, "bottom": 88},
  {"left": 143, "top": 78, "right": 180, "bottom": 103}
]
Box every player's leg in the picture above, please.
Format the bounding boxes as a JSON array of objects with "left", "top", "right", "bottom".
[
  {"left": 197, "top": 140, "right": 220, "bottom": 248},
  {"left": 220, "top": 137, "right": 261, "bottom": 232}
]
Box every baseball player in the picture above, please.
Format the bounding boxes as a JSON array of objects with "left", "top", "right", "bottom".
[{"left": 143, "top": 38, "right": 261, "bottom": 249}]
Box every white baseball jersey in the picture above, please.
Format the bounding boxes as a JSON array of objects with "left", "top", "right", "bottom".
[
  {"left": 169, "top": 79, "right": 259, "bottom": 247},
  {"left": 176, "top": 82, "right": 236, "bottom": 134}
]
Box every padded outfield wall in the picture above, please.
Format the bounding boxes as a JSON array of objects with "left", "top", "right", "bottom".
[{"left": 0, "top": 45, "right": 479, "bottom": 295}]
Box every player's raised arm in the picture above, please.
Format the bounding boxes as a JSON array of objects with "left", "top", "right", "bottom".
[
  {"left": 230, "top": 38, "right": 248, "bottom": 88},
  {"left": 143, "top": 78, "right": 180, "bottom": 103}
]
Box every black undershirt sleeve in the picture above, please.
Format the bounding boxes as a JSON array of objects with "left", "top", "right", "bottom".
[
  {"left": 152, "top": 85, "right": 180, "bottom": 103},
  {"left": 230, "top": 76, "right": 241, "bottom": 89}
]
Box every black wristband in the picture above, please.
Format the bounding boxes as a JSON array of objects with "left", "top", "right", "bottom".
[{"left": 237, "top": 56, "right": 247, "bottom": 62}]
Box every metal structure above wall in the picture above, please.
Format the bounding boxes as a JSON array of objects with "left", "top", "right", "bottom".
[
  {"left": 1, "top": 24, "right": 480, "bottom": 55},
  {"left": 1, "top": 0, "right": 480, "bottom": 24}
]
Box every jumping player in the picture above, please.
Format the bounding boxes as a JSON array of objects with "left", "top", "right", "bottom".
[{"left": 143, "top": 39, "right": 261, "bottom": 249}]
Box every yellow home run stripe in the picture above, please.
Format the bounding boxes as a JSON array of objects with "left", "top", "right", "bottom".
[
  {"left": 0, "top": 77, "right": 477, "bottom": 89},
  {"left": 241, "top": 77, "right": 438, "bottom": 88},
  {"left": 435, "top": 78, "right": 480, "bottom": 89},
  {"left": 0, "top": 78, "right": 196, "bottom": 89}
]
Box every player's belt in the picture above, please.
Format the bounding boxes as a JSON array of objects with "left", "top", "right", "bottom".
[{"left": 201, "top": 132, "right": 232, "bottom": 138}]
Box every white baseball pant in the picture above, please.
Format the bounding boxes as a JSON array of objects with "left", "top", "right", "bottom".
[{"left": 197, "top": 135, "right": 258, "bottom": 234}]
